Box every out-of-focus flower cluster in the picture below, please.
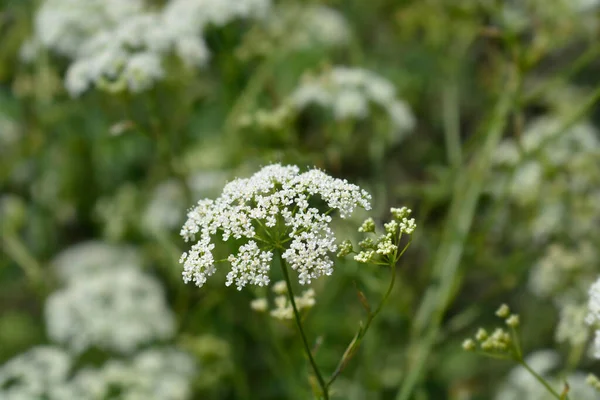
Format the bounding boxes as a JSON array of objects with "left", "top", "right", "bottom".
[
  {"left": 238, "top": 66, "right": 415, "bottom": 148},
  {"left": 586, "top": 277, "right": 600, "bottom": 359},
  {"left": 495, "top": 350, "right": 597, "bottom": 400},
  {"left": 180, "top": 163, "right": 371, "bottom": 289},
  {"left": 491, "top": 117, "right": 600, "bottom": 242},
  {"left": 46, "top": 242, "right": 176, "bottom": 354},
  {"left": 0, "top": 242, "right": 197, "bottom": 399},
  {"left": 250, "top": 280, "right": 316, "bottom": 320},
  {"left": 237, "top": 4, "right": 351, "bottom": 60},
  {"left": 0, "top": 346, "right": 196, "bottom": 400},
  {"left": 24, "top": 0, "right": 271, "bottom": 96},
  {"left": 489, "top": 116, "right": 600, "bottom": 350}
]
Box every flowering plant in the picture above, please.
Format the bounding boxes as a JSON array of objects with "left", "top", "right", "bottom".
[{"left": 179, "top": 163, "right": 415, "bottom": 399}]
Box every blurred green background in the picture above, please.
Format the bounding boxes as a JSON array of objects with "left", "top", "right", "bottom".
[{"left": 2, "top": 0, "right": 600, "bottom": 399}]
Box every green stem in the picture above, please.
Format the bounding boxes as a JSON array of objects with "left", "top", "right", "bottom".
[
  {"left": 2, "top": 233, "right": 45, "bottom": 294},
  {"left": 277, "top": 252, "right": 329, "bottom": 400},
  {"left": 395, "top": 66, "right": 518, "bottom": 400},
  {"left": 520, "top": 361, "right": 563, "bottom": 399},
  {"left": 327, "top": 240, "right": 411, "bottom": 388},
  {"left": 326, "top": 259, "right": 397, "bottom": 388},
  {"left": 442, "top": 81, "right": 462, "bottom": 169},
  {"left": 523, "top": 42, "right": 600, "bottom": 105}
]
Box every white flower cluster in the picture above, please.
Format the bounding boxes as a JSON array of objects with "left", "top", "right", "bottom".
[
  {"left": 26, "top": 0, "right": 271, "bottom": 96},
  {"left": 490, "top": 117, "right": 600, "bottom": 241},
  {"left": 238, "top": 4, "right": 350, "bottom": 59},
  {"left": 59, "top": 348, "right": 196, "bottom": 400},
  {"left": 528, "top": 242, "right": 597, "bottom": 347},
  {"left": 495, "top": 350, "right": 597, "bottom": 400},
  {"left": 528, "top": 242, "right": 596, "bottom": 301},
  {"left": 180, "top": 164, "right": 371, "bottom": 289},
  {"left": 46, "top": 242, "right": 176, "bottom": 354},
  {"left": 555, "top": 302, "right": 590, "bottom": 346},
  {"left": 51, "top": 240, "right": 142, "bottom": 283},
  {"left": 289, "top": 67, "right": 415, "bottom": 142},
  {"left": 142, "top": 180, "right": 187, "bottom": 233},
  {"left": 586, "top": 277, "right": 600, "bottom": 358},
  {"left": 0, "top": 346, "right": 72, "bottom": 400},
  {"left": 30, "top": 0, "right": 145, "bottom": 57},
  {"left": 46, "top": 266, "right": 176, "bottom": 354},
  {"left": 500, "top": 0, "right": 599, "bottom": 34},
  {"left": 250, "top": 280, "right": 316, "bottom": 320},
  {"left": 0, "top": 347, "right": 196, "bottom": 400}
]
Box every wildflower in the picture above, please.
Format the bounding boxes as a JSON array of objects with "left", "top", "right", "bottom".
[
  {"left": 250, "top": 298, "right": 268, "bottom": 312},
  {"left": 496, "top": 304, "right": 510, "bottom": 318},
  {"left": 586, "top": 374, "right": 600, "bottom": 391},
  {"left": 0, "top": 347, "right": 72, "bottom": 400},
  {"left": 506, "top": 315, "right": 520, "bottom": 328},
  {"left": 586, "top": 276, "right": 600, "bottom": 358},
  {"left": 496, "top": 351, "right": 597, "bottom": 400},
  {"left": 462, "top": 339, "right": 476, "bottom": 351},
  {"left": 269, "top": 288, "right": 316, "bottom": 320},
  {"left": 272, "top": 280, "right": 288, "bottom": 295},
  {"left": 61, "top": 348, "right": 196, "bottom": 400},
  {"left": 555, "top": 302, "right": 590, "bottom": 346},
  {"left": 50, "top": 241, "right": 142, "bottom": 284},
  {"left": 45, "top": 265, "right": 176, "bottom": 354},
  {"left": 180, "top": 164, "right": 371, "bottom": 289},
  {"left": 288, "top": 67, "right": 415, "bottom": 141}
]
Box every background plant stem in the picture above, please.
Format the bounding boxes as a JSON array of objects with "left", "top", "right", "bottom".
[{"left": 395, "top": 67, "right": 518, "bottom": 400}]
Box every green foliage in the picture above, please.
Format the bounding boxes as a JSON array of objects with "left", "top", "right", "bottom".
[{"left": 2, "top": 0, "right": 600, "bottom": 398}]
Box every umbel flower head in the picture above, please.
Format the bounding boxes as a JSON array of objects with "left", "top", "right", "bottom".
[{"left": 180, "top": 164, "right": 371, "bottom": 290}]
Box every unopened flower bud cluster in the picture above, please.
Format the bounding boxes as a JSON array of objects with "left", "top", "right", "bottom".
[
  {"left": 341, "top": 207, "right": 415, "bottom": 265},
  {"left": 462, "top": 304, "right": 520, "bottom": 355},
  {"left": 250, "top": 280, "right": 316, "bottom": 320}
]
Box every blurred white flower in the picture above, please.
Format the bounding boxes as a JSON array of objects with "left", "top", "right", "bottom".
[
  {"left": 289, "top": 67, "right": 415, "bottom": 142},
  {"left": 586, "top": 277, "right": 600, "bottom": 358},
  {"left": 122, "top": 52, "right": 165, "bottom": 93},
  {"left": 496, "top": 350, "right": 597, "bottom": 400},
  {"left": 187, "top": 170, "right": 229, "bottom": 199},
  {"left": 180, "top": 164, "right": 371, "bottom": 289},
  {"left": 270, "top": 288, "right": 316, "bottom": 320},
  {"left": 51, "top": 241, "right": 142, "bottom": 284},
  {"left": 32, "top": 0, "right": 144, "bottom": 57},
  {"left": 28, "top": 0, "right": 269, "bottom": 95},
  {"left": 528, "top": 242, "right": 596, "bottom": 302},
  {"left": 163, "top": 0, "right": 271, "bottom": 34},
  {"left": 555, "top": 302, "right": 591, "bottom": 346},
  {"left": 491, "top": 116, "right": 600, "bottom": 241},
  {"left": 143, "top": 180, "right": 186, "bottom": 233},
  {"left": 45, "top": 265, "right": 176, "bottom": 354},
  {"left": 61, "top": 348, "right": 196, "bottom": 400},
  {"left": 0, "top": 346, "right": 72, "bottom": 400},
  {"left": 240, "top": 4, "right": 350, "bottom": 57}
]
